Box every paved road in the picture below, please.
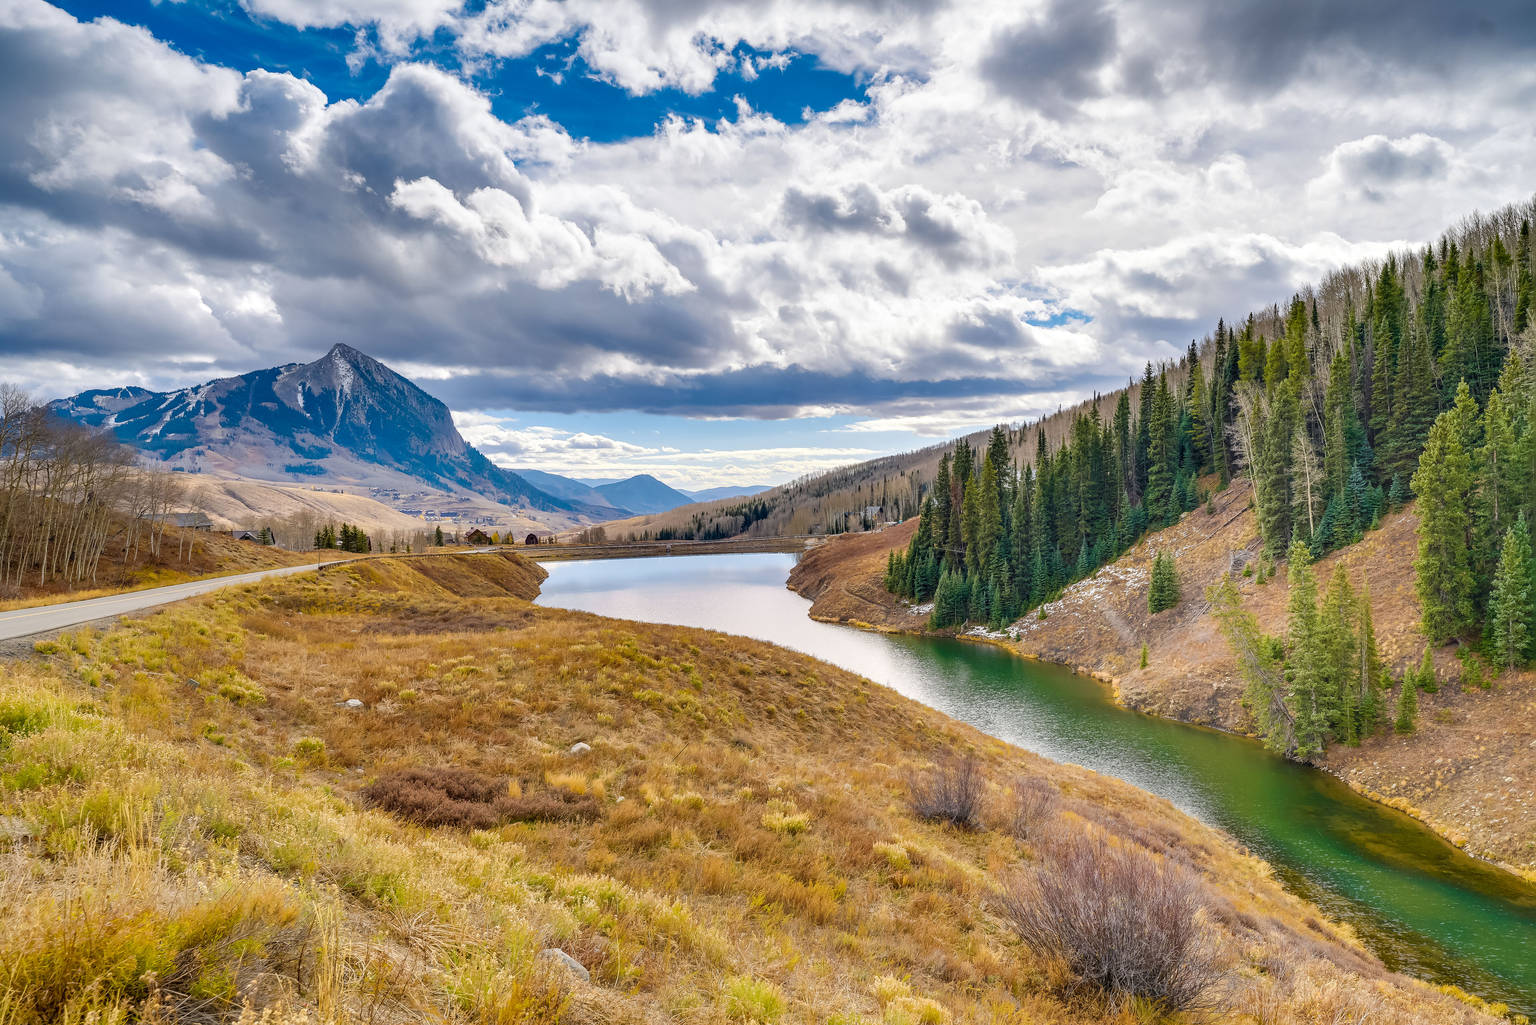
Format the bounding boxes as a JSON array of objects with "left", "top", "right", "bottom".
[
  {"left": 0, "top": 547, "right": 501, "bottom": 643},
  {"left": 0, "top": 563, "right": 328, "bottom": 642}
]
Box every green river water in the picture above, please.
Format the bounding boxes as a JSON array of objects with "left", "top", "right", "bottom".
[{"left": 536, "top": 552, "right": 1536, "bottom": 1014}]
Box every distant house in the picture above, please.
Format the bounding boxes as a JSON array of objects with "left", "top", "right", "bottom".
[
  {"left": 864, "top": 506, "right": 883, "bottom": 520},
  {"left": 156, "top": 512, "right": 213, "bottom": 531},
  {"left": 524, "top": 533, "right": 540, "bottom": 546},
  {"left": 464, "top": 528, "right": 493, "bottom": 545},
  {"left": 228, "top": 528, "right": 260, "bottom": 542}
]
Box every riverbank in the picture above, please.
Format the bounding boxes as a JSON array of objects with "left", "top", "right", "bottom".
[{"left": 786, "top": 483, "right": 1536, "bottom": 879}]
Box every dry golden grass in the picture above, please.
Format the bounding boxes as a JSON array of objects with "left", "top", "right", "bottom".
[{"left": 0, "top": 551, "right": 1511, "bottom": 1024}]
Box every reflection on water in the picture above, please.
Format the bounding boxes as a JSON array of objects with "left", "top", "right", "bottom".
[{"left": 537, "top": 552, "right": 1536, "bottom": 1013}]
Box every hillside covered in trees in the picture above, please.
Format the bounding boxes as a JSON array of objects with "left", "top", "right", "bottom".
[{"left": 885, "top": 198, "right": 1536, "bottom": 759}]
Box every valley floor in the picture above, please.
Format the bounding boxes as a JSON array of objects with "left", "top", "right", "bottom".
[
  {"left": 787, "top": 482, "right": 1536, "bottom": 878},
  {"left": 0, "top": 551, "right": 1507, "bottom": 1024}
]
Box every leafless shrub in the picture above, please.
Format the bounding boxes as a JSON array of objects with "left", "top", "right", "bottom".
[
  {"left": 362, "top": 768, "right": 601, "bottom": 829},
  {"left": 995, "top": 829, "right": 1227, "bottom": 1014},
  {"left": 1004, "top": 776, "right": 1057, "bottom": 840},
  {"left": 909, "top": 756, "right": 984, "bottom": 829}
]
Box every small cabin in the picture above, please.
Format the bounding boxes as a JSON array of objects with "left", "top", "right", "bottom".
[
  {"left": 524, "top": 533, "right": 540, "bottom": 546},
  {"left": 464, "top": 528, "right": 493, "bottom": 545}
]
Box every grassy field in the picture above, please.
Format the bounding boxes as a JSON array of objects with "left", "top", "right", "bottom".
[{"left": 0, "top": 551, "right": 1511, "bottom": 1024}]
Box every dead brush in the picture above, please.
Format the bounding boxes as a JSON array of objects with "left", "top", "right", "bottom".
[
  {"left": 1003, "top": 776, "right": 1058, "bottom": 841},
  {"left": 362, "top": 767, "right": 601, "bottom": 829},
  {"left": 908, "top": 755, "right": 985, "bottom": 829},
  {"left": 994, "top": 827, "right": 1228, "bottom": 1015}
]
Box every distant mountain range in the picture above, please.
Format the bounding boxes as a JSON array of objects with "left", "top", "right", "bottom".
[
  {"left": 514, "top": 470, "right": 772, "bottom": 514},
  {"left": 49, "top": 344, "right": 773, "bottom": 526}
]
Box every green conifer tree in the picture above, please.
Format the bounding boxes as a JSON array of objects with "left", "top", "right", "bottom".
[
  {"left": 1487, "top": 516, "right": 1535, "bottom": 672},
  {"left": 1149, "top": 550, "right": 1181, "bottom": 613},
  {"left": 1412, "top": 403, "right": 1479, "bottom": 642}
]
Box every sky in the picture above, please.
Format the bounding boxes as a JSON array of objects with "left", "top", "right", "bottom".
[{"left": 1, "top": 1, "right": 1534, "bottom": 488}]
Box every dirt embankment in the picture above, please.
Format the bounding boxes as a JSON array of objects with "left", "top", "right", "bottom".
[{"left": 788, "top": 483, "right": 1536, "bottom": 876}]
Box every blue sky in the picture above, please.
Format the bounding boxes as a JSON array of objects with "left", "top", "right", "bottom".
[
  {"left": 51, "top": 1, "right": 872, "bottom": 144},
  {"left": 3, "top": 0, "right": 1534, "bottom": 486}
]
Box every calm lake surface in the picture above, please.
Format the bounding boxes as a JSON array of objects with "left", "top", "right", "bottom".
[{"left": 537, "top": 552, "right": 1536, "bottom": 1013}]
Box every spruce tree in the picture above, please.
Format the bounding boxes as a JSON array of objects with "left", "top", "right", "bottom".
[
  {"left": 1383, "top": 324, "right": 1438, "bottom": 484},
  {"left": 1487, "top": 516, "right": 1535, "bottom": 672},
  {"left": 1255, "top": 383, "right": 1298, "bottom": 557},
  {"left": 1318, "top": 563, "right": 1359, "bottom": 743},
  {"left": 1149, "top": 550, "right": 1180, "bottom": 613},
  {"left": 1412, "top": 646, "right": 1438, "bottom": 693},
  {"left": 1412, "top": 405, "right": 1478, "bottom": 643},
  {"left": 1145, "top": 374, "right": 1176, "bottom": 526}
]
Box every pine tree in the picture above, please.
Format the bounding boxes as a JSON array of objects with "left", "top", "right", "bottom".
[
  {"left": 1412, "top": 403, "right": 1479, "bottom": 643},
  {"left": 1318, "top": 563, "right": 1359, "bottom": 743},
  {"left": 1149, "top": 549, "right": 1180, "bottom": 613},
  {"left": 433, "top": 525, "right": 445, "bottom": 547},
  {"left": 1145, "top": 373, "right": 1176, "bottom": 526},
  {"left": 1383, "top": 324, "right": 1439, "bottom": 484},
  {"left": 1487, "top": 516, "right": 1535, "bottom": 672},
  {"left": 1255, "top": 383, "right": 1298, "bottom": 557},
  {"left": 1412, "top": 645, "right": 1438, "bottom": 693}
]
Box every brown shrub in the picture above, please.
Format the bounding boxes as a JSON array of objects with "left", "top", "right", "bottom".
[
  {"left": 1004, "top": 776, "right": 1057, "bottom": 841},
  {"left": 909, "top": 755, "right": 984, "bottom": 829},
  {"left": 362, "top": 768, "right": 601, "bottom": 829},
  {"left": 995, "top": 829, "right": 1227, "bottom": 1014}
]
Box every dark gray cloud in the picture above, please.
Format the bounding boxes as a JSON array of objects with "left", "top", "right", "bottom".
[
  {"left": 780, "top": 182, "right": 996, "bottom": 268},
  {"left": 1188, "top": 0, "right": 1536, "bottom": 94},
  {"left": 427, "top": 361, "right": 1117, "bottom": 418},
  {"left": 979, "top": 0, "right": 1117, "bottom": 117}
]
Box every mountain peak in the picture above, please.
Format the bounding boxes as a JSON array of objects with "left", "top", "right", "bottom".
[{"left": 322, "top": 342, "right": 371, "bottom": 366}]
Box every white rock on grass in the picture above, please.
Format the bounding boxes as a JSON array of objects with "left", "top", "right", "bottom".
[
  {"left": 569, "top": 741, "right": 591, "bottom": 755},
  {"left": 537, "top": 948, "right": 590, "bottom": 983}
]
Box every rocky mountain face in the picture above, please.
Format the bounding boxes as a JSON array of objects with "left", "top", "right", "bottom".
[{"left": 50, "top": 344, "right": 611, "bottom": 519}]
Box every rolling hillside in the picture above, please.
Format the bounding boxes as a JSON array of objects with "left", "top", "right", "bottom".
[{"left": 0, "top": 551, "right": 1502, "bottom": 1025}]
